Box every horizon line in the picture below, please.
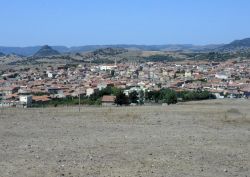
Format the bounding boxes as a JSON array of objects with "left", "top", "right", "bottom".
[{"left": 0, "top": 43, "right": 227, "bottom": 48}]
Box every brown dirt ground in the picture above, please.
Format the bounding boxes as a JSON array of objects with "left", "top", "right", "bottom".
[{"left": 0, "top": 99, "right": 250, "bottom": 177}]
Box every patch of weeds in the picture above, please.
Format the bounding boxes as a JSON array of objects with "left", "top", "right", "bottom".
[
  {"left": 222, "top": 111, "right": 250, "bottom": 125},
  {"left": 120, "top": 112, "right": 140, "bottom": 120},
  {"left": 227, "top": 108, "right": 241, "bottom": 114}
]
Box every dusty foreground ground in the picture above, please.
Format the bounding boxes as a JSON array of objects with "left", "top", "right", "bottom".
[{"left": 0, "top": 100, "right": 250, "bottom": 177}]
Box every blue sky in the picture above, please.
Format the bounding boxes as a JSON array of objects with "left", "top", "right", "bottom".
[{"left": 0, "top": 0, "right": 250, "bottom": 46}]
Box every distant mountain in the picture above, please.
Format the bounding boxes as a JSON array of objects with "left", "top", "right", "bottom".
[
  {"left": 92, "top": 47, "right": 128, "bottom": 56},
  {"left": 219, "top": 38, "right": 250, "bottom": 51},
  {"left": 0, "top": 46, "right": 39, "bottom": 56},
  {"left": 33, "top": 45, "right": 60, "bottom": 57},
  {"left": 1, "top": 38, "right": 250, "bottom": 56},
  {"left": 64, "top": 44, "right": 222, "bottom": 53},
  {"left": 76, "top": 47, "right": 129, "bottom": 64},
  {"left": 0, "top": 52, "right": 5, "bottom": 57},
  {"left": 0, "top": 46, "right": 67, "bottom": 56},
  {"left": 0, "top": 44, "right": 223, "bottom": 56}
]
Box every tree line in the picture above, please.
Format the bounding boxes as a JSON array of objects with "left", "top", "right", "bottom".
[{"left": 33, "top": 86, "right": 215, "bottom": 107}]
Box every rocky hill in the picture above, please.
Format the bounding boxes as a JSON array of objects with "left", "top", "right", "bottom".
[
  {"left": 78, "top": 48, "right": 128, "bottom": 63},
  {"left": 33, "top": 45, "right": 60, "bottom": 57},
  {"left": 92, "top": 48, "right": 128, "bottom": 56},
  {"left": 219, "top": 38, "right": 250, "bottom": 51}
]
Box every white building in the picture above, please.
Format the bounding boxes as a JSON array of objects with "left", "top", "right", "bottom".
[
  {"left": 185, "top": 71, "right": 192, "bottom": 78},
  {"left": 19, "top": 95, "right": 32, "bottom": 107},
  {"left": 86, "top": 88, "right": 97, "bottom": 96},
  {"left": 47, "top": 72, "right": 56, "bottom": 78},
  {"left": 100, "top": 65, "right": 117, "bottom": 71},
  {"left": 97, "top": 83, "right": 107, "bottom": 90},
  {"left": 215, "top": 73, "right": 228, "bottom": 80},
  {"left": 0, "top": 100, "right": 18, "bottom": 107}
]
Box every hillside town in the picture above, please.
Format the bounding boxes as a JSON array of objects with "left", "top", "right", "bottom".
[{"left": 1, "top": 59, "right": 250, "bottom": 108}]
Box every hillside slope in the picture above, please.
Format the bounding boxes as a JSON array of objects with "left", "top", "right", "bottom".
[{"left": 33, "top": 45, "right": 60, "bottom": 57}]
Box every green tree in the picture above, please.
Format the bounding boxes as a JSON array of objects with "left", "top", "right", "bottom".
[
  {"left": 163, "top": 90, "right": 177, "bottom": 105},
  {"left": 145, "top": 90, "right": 161, "bottom": 102},
  {"left": 110, "top": 70, "right": 115, "bottom": 77},
  {"left": 179, "top": 90, "right": 214, "bottom": 101},
  {"left": 111, "top": 87, "right": 122, "bottom": 96},
  {"left": 115, "top": 91, "right": 129, "bottom": 106},
  {"left": 129, "top": 91, "right": 139, "bottom": 104},
  {"left": 139, "top": 90, "right": 145, "bottom": 105},
  {"left": 160, "top": 89, "right": 177, "bottom": 104}
]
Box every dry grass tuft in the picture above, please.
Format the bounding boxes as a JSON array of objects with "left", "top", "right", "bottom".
[
  {"left": 227, "top": 108, "right": 241, "bottom": 114},
  {"left": 222, "top": 111, "right": 250, "bottom": 125},
  {"left": 119, "top": 112, "right": 141, "bottom": 120}
]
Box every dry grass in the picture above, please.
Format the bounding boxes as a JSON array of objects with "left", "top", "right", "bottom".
[
  {"left": 226, "top": 108, "right": 241, "bottom": 114},
  {"left": 1, "top": 99, "right": 250, "bottom": 177},
  {"left": 222, "top": 108, "right": 250, "bottom": 125}
]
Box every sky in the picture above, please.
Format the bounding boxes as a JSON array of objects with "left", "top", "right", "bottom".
[{"left": 0, "top": 0, "right": 250, "bottom": 46}]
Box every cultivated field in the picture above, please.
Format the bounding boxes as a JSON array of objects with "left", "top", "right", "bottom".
[{"left": 0, "top": 99, "right": 250, "bottom": 177}]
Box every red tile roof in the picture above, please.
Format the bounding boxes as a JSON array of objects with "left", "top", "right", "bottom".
[
  {"left": 101, "top": 95, "right": 116, "bottom": 102},
  {"left": 32, "top": 96, "right": 51, "bottom": 102}
]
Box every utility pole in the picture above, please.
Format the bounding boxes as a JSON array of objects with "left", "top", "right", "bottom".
[{"left": 78, "top": 89, "right": 81, "bottom": 112}]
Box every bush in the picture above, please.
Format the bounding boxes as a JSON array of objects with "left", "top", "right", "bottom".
[
  {"left": 179, "top": 90, "right": 215, "bottom": 101},
  {"left": 129, "top": 91, "right": 139, "bottom": 104},
  {"left": 146, "top": 89, "right": 214, "bottom": 104},
  {"left": 115, "top": 91, "right": 129, "bottom": 105},
  {"left": 146, "top": 88, "right": 177, "bottom": 105},
  {"left": 163, "top": 90, "right": 177, "bottom": 105}
]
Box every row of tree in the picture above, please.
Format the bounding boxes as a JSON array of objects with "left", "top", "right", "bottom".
[
  {"left": 115, "top": 88, "right": 215, "bottom": 105},
  {"left": 146, "top": 89, "right": 215, "bottom": 104},
  {"left": 34, "top": 86, "right": 215, "bottom": 107}
]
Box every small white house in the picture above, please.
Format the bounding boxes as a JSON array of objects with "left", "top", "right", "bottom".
[
  {"left": 47, "top": 72, "right": 56, "bottom": 78},
  {"left": 86, "top": 88, "right": 98, "bottom": 96},
  {"left": 214, "top": 93, "right": 224, "bottom": 99},
  {"left": 97, "top": 83, "right": 107, "bottom": 90},
  {"left": 100, "top": 65, "right": 117, "bottom": 71},
  {"left": 185, "top": 71, "right": 192, "bottom": 78},
  {"left": 19, "top": 95, "right": 32, "bottom": 107},
  {"left": 215, "top": 73, "right": 228, "bottom": 80},
  {"left": 124, "top": 87, "right": 142, "bottom": 96}
]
